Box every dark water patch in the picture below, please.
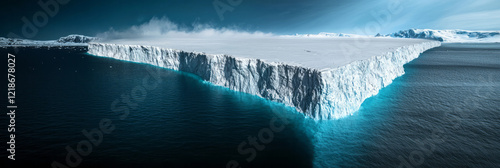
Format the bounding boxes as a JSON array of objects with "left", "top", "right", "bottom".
[{"left": 0, "top": 48, "right": 315, "bottom": 168}]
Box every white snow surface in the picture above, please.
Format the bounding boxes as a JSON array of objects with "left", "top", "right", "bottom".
[
  {"left": 388, "top": 29, "right": 500, "bottom": 42},
  {"left": 100, "top": 37, "right": 433, "bottom": 70},
  {"left": 88, "top": 37, "right": 440, "bottom": 119}
]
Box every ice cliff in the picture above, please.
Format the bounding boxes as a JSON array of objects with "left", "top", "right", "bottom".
[
  {"left": 316, "top": 42, "right": 440, "bottom": 119},
  {"left": 88, "top": 41, "right": 440, "bottom": 119}
]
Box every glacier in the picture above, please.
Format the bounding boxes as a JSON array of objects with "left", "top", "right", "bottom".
[{"left": 87, "top": 39, "right": 440, "bottom": 119}]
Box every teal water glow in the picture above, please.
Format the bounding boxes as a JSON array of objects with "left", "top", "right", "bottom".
[
  {"left": 312, "top": 43, "right": 500, "bottom": 167},
  {"left": 1, "top": 43, "right": 499, "bottom": 168}
]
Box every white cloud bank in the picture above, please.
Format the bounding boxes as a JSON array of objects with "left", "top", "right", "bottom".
[{"left": 96, "top": 17, "right": 273, "bottom": 40}]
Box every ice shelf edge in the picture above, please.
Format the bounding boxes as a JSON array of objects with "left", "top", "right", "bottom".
[
  {"left": 316, "top": 41, "right": 441, "bottom": 119},
  {"left": 87, "top": 41, "right": 441, "bottom": 120}
]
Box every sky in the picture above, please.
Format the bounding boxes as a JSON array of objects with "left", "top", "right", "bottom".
[{"left": 0, "top": 0, "right": 499, "bottom": 40}]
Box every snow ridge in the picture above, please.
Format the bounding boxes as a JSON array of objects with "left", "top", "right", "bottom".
[{"left": 88, "top": 41, "right": 440, "bottom": 119}]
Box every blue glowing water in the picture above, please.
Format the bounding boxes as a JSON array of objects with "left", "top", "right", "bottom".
[
  {"left": 312, "top": 43, "right": 500, "bottom": 167},
  {"left": 1, "top": 43, "right": 499, "bottom": 168}
]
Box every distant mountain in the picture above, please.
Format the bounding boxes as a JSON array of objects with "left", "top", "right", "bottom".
[
  {"left": 57, "top": 35, "right": 100, "bottom": 43},
  {"left": 386, "top": 29, "right": 500, "bottom": 42},
  {"left": 0, "top": 34, "right": 98, "bottom": 46},
  {"left": 291, "top": 29, "right": 500, "bottom": 43}
]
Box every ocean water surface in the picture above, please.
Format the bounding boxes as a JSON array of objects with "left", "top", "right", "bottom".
[
  {"left": 1, "top": 43, "right": 499, "bottom": 168},
  {"left": 313, "top": 43, "right": 500, "bottom": 167},
  {"left": 0, "top": 47, "right": 315, "bottom": 168}
]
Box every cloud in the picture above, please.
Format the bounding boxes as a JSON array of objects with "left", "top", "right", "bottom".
[{"left": 96, "top": 17, "right": 273, "bottom": 40}]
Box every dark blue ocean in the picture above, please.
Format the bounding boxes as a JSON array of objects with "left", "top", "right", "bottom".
[{"left": 1, "top": 43, "right": 499, "bottom": 168}]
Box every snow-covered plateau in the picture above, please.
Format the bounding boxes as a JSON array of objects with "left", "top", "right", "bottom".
[{"left": 88, "top": 37, "right": 441, "bottom": 119}]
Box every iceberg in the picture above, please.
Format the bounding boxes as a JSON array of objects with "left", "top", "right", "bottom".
[
  {"left": 0, "top": 33, "right": 442, "bottom": 119},
  {"left": 88, "top": 38, "right": 440, "bottom": 119}
]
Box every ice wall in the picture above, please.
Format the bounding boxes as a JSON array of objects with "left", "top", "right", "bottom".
[
  {"left": 317, "top": 42, "right": 440, "bottom": 119},
  {"left": 88, "top": 41, "right": 440, "bottom": 119},
  {"left": 88, "top": 43, "right": 323, "bottom": 115}
]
